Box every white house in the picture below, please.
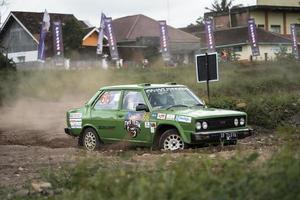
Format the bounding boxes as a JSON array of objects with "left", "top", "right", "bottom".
[
  {"left": 199, "top": 26, "right": 295, "bottom": 61},
  {"left": 0, "top": 11, "right": 88, "bottom": 64}
]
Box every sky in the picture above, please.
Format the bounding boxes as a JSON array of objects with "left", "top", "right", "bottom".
[{"left": 1, "top": 0, "right": 256, "bottom": 28}]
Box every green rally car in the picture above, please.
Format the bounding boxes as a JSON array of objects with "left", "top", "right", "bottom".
[{"left": 65, "top": 83, "right": 253, "bottom": 151}]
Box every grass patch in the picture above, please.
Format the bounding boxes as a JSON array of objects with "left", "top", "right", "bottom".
[{"left": 14, "top": 139, "right": 300, "bottom": 200}]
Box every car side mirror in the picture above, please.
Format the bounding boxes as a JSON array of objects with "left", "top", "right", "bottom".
[{"left": 136, "top": 104, "right": 150, "bottom": 112}]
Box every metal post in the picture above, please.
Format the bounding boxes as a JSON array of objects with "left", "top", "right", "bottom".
[
  {"left": 229, "top": 8, "right": 232, "bottom": 28},
  {"left": 205, "top": 53, "right": 210, "bottom": 102}
]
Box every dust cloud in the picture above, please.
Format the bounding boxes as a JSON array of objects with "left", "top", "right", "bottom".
[{"left": 0, "top": 68, "right": 113, "bottom": 148}]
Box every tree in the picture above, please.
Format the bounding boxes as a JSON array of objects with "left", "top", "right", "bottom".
[
  {"left": 62, "top": 18, "right": 85, "bottom": 58},
  {"left": 205, "top": 0, "right": 235, "bottom": 12},
  {"left": 0, "top": 50, "right": 15, "bottom": 69},
  {"left": 274, "top": 46, "right": 296, "bottom": 62},
  {"left": 196, "top": 16, "right": 204, "bottom": 25}
]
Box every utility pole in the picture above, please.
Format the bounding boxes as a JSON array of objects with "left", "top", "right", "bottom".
[{"left": 205, "top": 53, "right": 210, "bottom": 102}]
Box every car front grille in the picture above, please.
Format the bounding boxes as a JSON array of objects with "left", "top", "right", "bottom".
[{"left": 196, "top": 116, "right": 246, "bottom": 131}]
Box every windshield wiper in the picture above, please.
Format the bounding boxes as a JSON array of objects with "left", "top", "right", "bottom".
[{"left": 166, "top": 104, "right": 189, "bottom": 110}]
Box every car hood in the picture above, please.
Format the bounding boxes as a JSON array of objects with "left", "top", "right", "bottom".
[{"left": 157, "top": 107, "right": 246, "bottom": 119}]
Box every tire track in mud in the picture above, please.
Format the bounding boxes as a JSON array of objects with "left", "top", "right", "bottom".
[{"left": 0, "top": 128, "right": 77, "bottom": 148}]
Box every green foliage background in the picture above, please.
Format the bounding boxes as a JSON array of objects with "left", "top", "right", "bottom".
[{"left": 1, "top": 61, "right": 299, "bottom": 128}]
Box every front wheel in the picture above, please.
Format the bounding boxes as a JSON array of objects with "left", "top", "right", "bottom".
[
  {"left": 158, "top": 129, "right": 185, "bottom": 151},
  {"left": 82, "top": 128, "right": 101, "bottom": 151}
]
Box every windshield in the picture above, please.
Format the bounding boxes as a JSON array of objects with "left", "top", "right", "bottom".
[{"left": 145, "top": 87, "right": 204, "bottom": 110}]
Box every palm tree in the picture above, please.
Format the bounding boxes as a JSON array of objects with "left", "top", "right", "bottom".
[{"left": 205, "top": 0, "right": 234, "bottom": 12}]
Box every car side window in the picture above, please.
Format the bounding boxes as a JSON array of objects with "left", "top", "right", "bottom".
[
  {"left": 94, "top": 91, "right": 121, "bottom": 110},
  {"left": 122, "top": 91, "right": 146, "bottom": 111}
]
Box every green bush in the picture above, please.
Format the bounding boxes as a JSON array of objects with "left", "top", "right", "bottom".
[
  {"left": 210, "top": 94, "right": 300, "bottom": 128},
  {"left": 26, "top": 142, "right": 300, "bottom": 200}
]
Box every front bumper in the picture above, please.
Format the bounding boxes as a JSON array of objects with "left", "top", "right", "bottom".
[
  {"left": 191, "top": 128, "right": 253, "bottom": 144},
  {"left": 64, "top": 128, "right": 77, "bottom": 137}
]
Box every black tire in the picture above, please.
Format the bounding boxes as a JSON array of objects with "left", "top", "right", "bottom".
[
  {"left": 78, "top": 133, "right": 84, "bottom": 147},
  {"left": 158, "top": 129, "right": 185, "bottom": 151},
  {"left": 82, "top": 128, "right": 101, "bottom": 151}
]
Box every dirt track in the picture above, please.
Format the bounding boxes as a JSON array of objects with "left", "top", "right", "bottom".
[
  {"left": 0, "top": 98, "right": 276, "bottom": 189},
  {"left": 0, "top": 98, "right": 81, "bottom": 188}
]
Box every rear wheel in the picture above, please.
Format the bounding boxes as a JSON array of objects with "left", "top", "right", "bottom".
[
  {"left": 82, "top": 128, "right": 101, "bottom": 151},
  {"left": 158, "top": 129, "right": 185, "bottom": 151}
]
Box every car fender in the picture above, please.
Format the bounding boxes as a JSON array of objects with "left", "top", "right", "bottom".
[
  {"left": 82, "top": 123, "right": 100, "bottom": 137},
  {"left": 156, "top": 121, "right": 190, "bottom": 143}
]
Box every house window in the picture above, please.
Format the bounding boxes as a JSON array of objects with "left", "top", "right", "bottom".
[
  {"left": 257, "top": 24, "right": 265, "bottom": 29},
  {"left": 233, "top": 46, "right": 242, "bottom": 52},
  {"left": 17, "top": 56, "right": 25, "bottom": 63},
  {"left": 296, "top": 25, "right": 300, "bottom": 36},
  {"left": 270, "top": 25, "right": 281, "bottom": 34}
]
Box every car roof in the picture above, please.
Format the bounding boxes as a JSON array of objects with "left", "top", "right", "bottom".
[{"left": 100, "top": 83, "right": 186, "bottom": 90}]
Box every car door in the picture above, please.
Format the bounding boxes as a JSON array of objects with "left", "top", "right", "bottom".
[
  {"left": 90, "top": 90, "right": 124, "bottom": 143},
  {"left": 120, "top": 90, "right": 152, "bottom": 144}
]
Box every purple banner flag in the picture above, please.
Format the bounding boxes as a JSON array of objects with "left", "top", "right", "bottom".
[
  {"left": 158, "top": 20, "right": 171, "bottom": 61},
  {"left": 52, "top": 21, "right": 64, "bottom": 58},
  {"left": 204, "top": 19, "right": 216, "bottom": 52},
  {"left": 96, "top": 13, "right": 106, "bottom": 55},
  {"left": 37, "top": 10, "right": 50, "bottom": 61},
  {"left": 248, "top": 18, "right": 260, "bottom": 56},
  {"left": 104, "top": 17, "right": 119, "bottom": 60},
  {"left": 291, "top": 24, "right": 299, "bottom": 60}
]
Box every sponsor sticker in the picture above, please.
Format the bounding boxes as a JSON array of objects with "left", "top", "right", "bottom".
[
  {"left": 124, "top": 111, "right": 144, "bottom": 138},
  {"left": 143, "top": 113, "right": 150, "bottom": 121},
  {"left": 145, "top": 122, "right": 150, "bottom": 128},
  {"left": 150, "top": 127, "right": 155, "bottom": 133},
  {"left": 176, "top": 115, "right": 192, "bottom": 123},
  {"left": 157, "top": 113, "right": 166, "bottom": 120},
  {"left": 166, "top": 114, "right": 175, "bottom": 120},
  {"left": 69, "top": 113, "right": 82, "bottom": 119},
  {"left": 69, "top": 118, "right": 82, "bottom": 122},
  {"left": 69, "top": 113, "right": 82, "bottom": 128},
  {"left": 70, "top": 121, "right": 82, "bottom": 129},
  {"left": 150, "top": 122, "right": 157, "bottom": 128},
  {"left": 151, "top": 113, "right": 158, "bottom": 119}
]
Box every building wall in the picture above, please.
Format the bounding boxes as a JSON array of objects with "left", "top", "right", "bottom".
[
  {"left": 250, "top": 11, "right": 266, "bottom": 27},
  {"left": 82, "top": 31, "right": 98, "bottom": 47},
  {"left": 239, "top": 44, "right": 292, "bottom": 60},
  {"left": 268, "top": 12, "right": 284, "bottom": 33},
  {"left": 257, "top": 0, "right": 300, "bottom": 7},
  {"left": 1, "top": 19, "right": 38, "bottom": 63},
  {"left": 7, "top": 50, "right": 38, "bottom": 63},
  {"left": 214, "top": 15, "right": 230, "bottom": 29},
  {"left": 250, "top": 10, "right": 300, "bottom": 34},
  {"left": 211, "top": 8, "right": 300, "bottom": 34},
  {"left": 231, "top": 12, "right": 249, "bottom": 27},
  {"left": 286, "top": 13, "right": 300, "bottom": 34},
  {"left": 1, "top": 20, "right": 38, "bottom": 53}
]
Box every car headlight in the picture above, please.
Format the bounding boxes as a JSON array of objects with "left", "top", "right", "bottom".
[
  {"left": 234, "top": 118, "right": 239, "bottom": 126},
  {"left": 196, "top": 122, "right": 202, "bottom": 130},
  {"left": 202, "top": 121, "right": 208, "bottom": 129},
  {"left": 240, "top": 118, "right": 245, "bottom": 126}
]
